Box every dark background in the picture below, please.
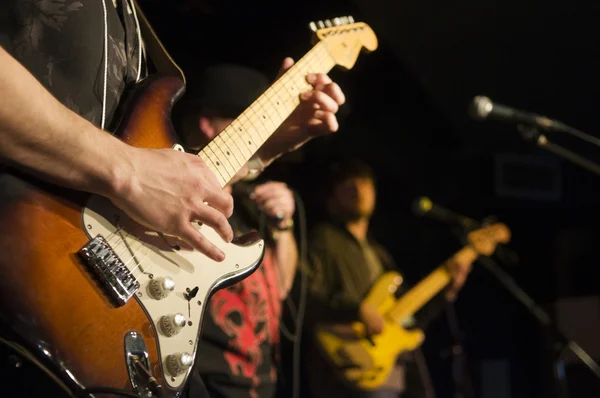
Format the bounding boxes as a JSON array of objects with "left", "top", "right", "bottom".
[{"left": 139, "top": 1, "right": 600, "bottom": 397}]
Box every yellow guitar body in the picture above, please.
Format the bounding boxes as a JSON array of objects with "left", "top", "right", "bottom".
[
  {"left": 315, "top": 271, "right": 425, "bottom": 389},
  {"left": 314, "top": 223, "right": 511, "bottom": 390}
]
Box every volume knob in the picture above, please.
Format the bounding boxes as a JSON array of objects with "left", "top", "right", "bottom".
[
  {"left": 159, "top": 313, "right": 186, "bottom": 336},
  {"left": 149, "top": 277, "right": 175, "bottom": 299},
  {"left": 166, "top": 352, "right": 193, "bottom": 377}
]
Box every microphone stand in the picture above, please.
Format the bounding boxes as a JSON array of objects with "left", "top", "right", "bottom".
[
  {"left": 444, "top": 228, "right": 476, "bottom": 398},
  {"left": 518, "top": 125, "right": 600, "bottom": 177},
  {"left": 442, "top": 301, "right": 474, "bottom": 398},
  {"left": 476, "top": 254, "right": 600, "bottom": 398},
  {"left": 451, "top": 225, "right": 600, "bottom": 397}
]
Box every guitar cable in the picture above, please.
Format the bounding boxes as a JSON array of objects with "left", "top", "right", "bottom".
[
  {"left": 290, "top": 190, "right": 308, "bottom": 398},
  {"left": 81, "top": 386, "right": 146, "bottom": 398},
  {"left": 258, "top": 188, "right": 308, "bottom": 398}
]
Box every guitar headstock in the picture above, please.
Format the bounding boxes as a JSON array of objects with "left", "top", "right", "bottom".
[
  {"left": 467, "top": 223, "right": 512, "bottom": 256},
  {"left": 309, "top": 16, "right": 378, "bottom": 70}
]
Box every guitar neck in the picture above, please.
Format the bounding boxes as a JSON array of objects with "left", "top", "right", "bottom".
[
  {"left": 387, "top": 246, "right": 479, "bottom": 322},
  {"left": 196, "top": 41, "right": 336, "bottom": 188}
]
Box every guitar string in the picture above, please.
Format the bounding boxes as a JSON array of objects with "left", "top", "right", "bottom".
[
  {"left": 95, "top": 38, "right": 334, "bottom": 287},
  {"left": 202, "top": 41, "right": 327, "bottom": 173},
  {"left": 197, "top": 40, "right": 333, "bottom": 184}
]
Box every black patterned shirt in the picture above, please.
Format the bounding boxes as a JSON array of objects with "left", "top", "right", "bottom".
[{"left": 0, "top": 0, "right": 144, "bottom": 131}]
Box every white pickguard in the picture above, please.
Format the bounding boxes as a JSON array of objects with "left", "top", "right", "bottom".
[{"left": 81, "top": 195, "right": 264, "bottom": 389}]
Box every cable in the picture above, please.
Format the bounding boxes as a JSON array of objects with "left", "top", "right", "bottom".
[
  {"left": 100, "top": 0, "right": 109, "bottom": 131},
  {"left": 258, "top": 209, "right": 298, "bottom": 344},
  {"left": 291, "top": 190, "right": 308, "bottom": 398},
  {"left": 127, "top": 0, "right": 143, "bottom": 83},
  {"left": 256, "top": 188, "right": 308, "bottom": 398},
  {"left": 82, "top": 386, "right": 143, "bottom": 398}
]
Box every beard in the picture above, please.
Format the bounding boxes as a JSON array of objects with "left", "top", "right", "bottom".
[{"left": 335, "top": 206, "right": 372, "bottom": 222}]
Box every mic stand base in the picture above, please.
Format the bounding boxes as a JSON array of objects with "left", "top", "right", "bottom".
[
  {"left": 476, "top": 255, "right": 600, "bottom": 398},
  {"left": 518, "top": 125, "right": 600, "bottom": 177}
]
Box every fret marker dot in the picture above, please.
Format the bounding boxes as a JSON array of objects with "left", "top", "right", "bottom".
[
  {"left": 216, "top": 161, "right": 220, "bottom": 166},
  {"left": 226, "top": 151, "right": 230, "bottom": 155},
  {"left": 248, "top": 141, "right": 252, "bottom": 145},
  {"left": 262, "top": 115, "right": 266, "bottom": 119}
]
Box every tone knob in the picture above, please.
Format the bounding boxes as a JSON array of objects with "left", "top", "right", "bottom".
[
  {"left": 159, "top": 313, "right": 186, "bottom": 336},
  {"left": 149, "top": 277, "right": 175, "bottom": 299},
  {"left": 166, "top": 352, "right": 193, "bottom": 377}
]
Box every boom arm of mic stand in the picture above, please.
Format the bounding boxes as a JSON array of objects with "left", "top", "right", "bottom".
[
  {"left": 518, "top": 125, "right": 600, "bottom": 176},
  {"left": 476, "top": 254, "right": 600, "bottom": 397}
]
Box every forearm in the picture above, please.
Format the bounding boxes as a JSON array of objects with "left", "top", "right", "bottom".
[
  {"left": 271, "top": 229, "right": 298, "bottom": 299},
  {"left": 257, "top": 134, "right": 306, "bottom": 168},
  {"left": 0, "top": 48, "right": 129, "bottom": 197}
]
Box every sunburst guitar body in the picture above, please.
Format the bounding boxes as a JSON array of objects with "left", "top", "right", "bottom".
[{"left": 0, "top": 18, "right": 377, "bottom": 397}]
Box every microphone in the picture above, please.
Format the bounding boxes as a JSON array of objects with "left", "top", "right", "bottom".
[
  {"left": 412, "top": 196, "right": 519, "bottom": 266},
  {"left": 469, "top": 96, "right": 561, "bottom": 131},
  {"left": 412, "top": 197, "right": 479, "bottom": 229}
]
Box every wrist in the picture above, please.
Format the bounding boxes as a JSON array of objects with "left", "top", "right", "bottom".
[
  {"left": 246, "top": 155, "right": 265, "bottom": 175},
  {"left": 101, "top": 139, "right": 136, "bottom": 200},
  {"left": 256, "top": 146, "right": 280, "bottom": 168},
  {"left": 273, "top": 217, "right": 294, "bottom": 231}
]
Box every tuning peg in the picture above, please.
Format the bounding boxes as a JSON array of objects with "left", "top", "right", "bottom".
[
  {"left": 333, "top": 17, "right": 342, "bottom": 26},
  {"left": 341, "top": 16, "right": 349, "bottom": 24},
  {"left": 325, "top": 19, "right": 332, "bottom": 27},
  {"left": 348, "top": 15, "right": 355, "bottom": 23},
  {"left": 309, "top": 21, "right": 317, "bottom": 32},
  {"left": 317, "top": 20, "right": 325, "bottom": 29}
]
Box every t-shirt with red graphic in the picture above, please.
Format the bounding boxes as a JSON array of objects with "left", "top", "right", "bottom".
[
  {"left": 194, "top": 248, "right": 282, "bottom": 398},
  {"left": 191, "top": 182, "right": 284, "bottom": 398}
]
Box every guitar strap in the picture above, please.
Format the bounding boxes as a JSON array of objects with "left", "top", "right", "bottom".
[{"left": 132, "top": 1, "right": 186, "bottom": 84}]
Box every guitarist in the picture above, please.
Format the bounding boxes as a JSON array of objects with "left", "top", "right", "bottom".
[
  {"left": 0, "top": 0, "right": 344, "bottom": 264},
  {"left": 304, "top": 157, "right": 474, "bottom": 398},
  {"left": 173, "top": 64, "right": 300, "bottom": 398},
  {"left": 0, "top": 1, "right": 345, "bottom": 396}
]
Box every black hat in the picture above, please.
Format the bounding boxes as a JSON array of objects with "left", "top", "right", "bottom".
[{"left": 183, "top": 63, "right": 270, "bottom": 118}]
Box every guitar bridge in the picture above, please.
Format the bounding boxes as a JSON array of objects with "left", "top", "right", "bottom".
[{"left": 78, "top": 235, "right": 140, "bottom": 305}]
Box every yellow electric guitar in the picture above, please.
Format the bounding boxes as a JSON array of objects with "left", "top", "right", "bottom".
[{"left": 314, "top": 223, "right": 511, "bottom": 390}]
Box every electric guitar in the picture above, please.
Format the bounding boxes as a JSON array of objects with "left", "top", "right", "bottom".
[
  {"left": 314, "top": 223, "right": 511, "bottom": 390},
  {"left": 0, "top": 18, "right": 377, "bottom": 397}
]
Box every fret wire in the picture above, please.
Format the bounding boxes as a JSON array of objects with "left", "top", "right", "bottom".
[
  {"left": 270, "top": 43, "right": 324, "bottom": 114},
  {"left": 202, "top": 41, "right": 334, "bottom": 181},
  {"left": 220, "top": 126, "right": 246, "bottom": 168},
  {"left": 247, "top": 105, "right": 271, "bottom": 143},
  {"left": 256, "top": 94, "right": 284, "bottom": 131},
  {"left": 229, "top": 120, "right": 255, "bottom": 159},
  {"left": 204, "top": 140, "right": 232, "bottom": 177},
  {"left": 239, "top": 109, "right": 262, "bottom": 145},
  {"left": 272, "top": 79, "right": 296, "bottom": 114},
  {"left": 212, "top": 134, "right": 240, "bottom": 173},
  {"left": 214, "top": 126, "right": 244, "bottom": 169},
  {"left": 193, "top": 41, "right": 335, "bottom": 189},
  {"left": 263, "top": 89, "right": 287, "bottom": 124},
  {"left": 203, "top": 144, "right": 232, "bottom": 182},
  {"left": 198, "top": 147, "right": 218, "bottom": 176},
  {"left": 198, "top": 148, "right": 228, "bottom": 187},
  {"left": 236, "top": 113, "right": 262, "bottom": 153},
  {"left": 197, "top": 150, "right": 213, "bottom": 171}
]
